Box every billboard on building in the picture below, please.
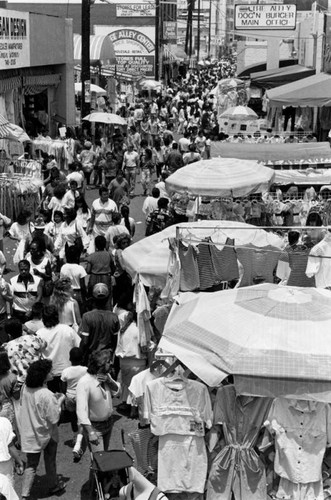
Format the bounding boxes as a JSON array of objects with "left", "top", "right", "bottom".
[
  {"left": 116, "top": 4, "right": 156, "bottom": 17},
  {"left": 0, "top": 8, "right": 30, "bottom": 69},
  {"left": 95, "top": 26, "right": 155, "bottom": 77},
  {"left": 234, "top": 4, "right": 296, "bottom": 30}
]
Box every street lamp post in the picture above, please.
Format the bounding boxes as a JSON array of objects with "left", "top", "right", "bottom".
[{"left": 81, "top": 0, "right": 91, "bottom": 122}]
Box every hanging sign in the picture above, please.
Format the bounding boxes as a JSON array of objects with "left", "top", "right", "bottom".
[
  {"left": 235, "top": 4, "right": 296, "bottom": 30},
  {"left": 0, "top": 9, "right": 30, "bottom": 69},
  {"left": 116, "top": 4, "right": 156, "bottom": 17}
]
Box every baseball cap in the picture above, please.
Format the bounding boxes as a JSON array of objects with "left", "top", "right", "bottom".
[{"left": 92, "top": 283, "right": 109, "bottom": 299}]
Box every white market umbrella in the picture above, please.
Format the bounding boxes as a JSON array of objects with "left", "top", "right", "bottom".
[
  {"left": 219, "top": 105, "right": 258, "bottom": 121},
  {"left": 82, "top": 112, "right": 127, "bottom": 126},
  {"left": 74, "top": 82, "right": 107, "bottom": 96},
  {"left": 160, "top": 284, "right": 331, "bottom": 386},
  {"left": 0, "top": 115, "right": 30, "bottom": 142},
  {"left": 165, "top": 158, "right": 275, "bottom": 197},
  {"left": 121, "top": 220, "right": 283, "bottom": 289},
  {"left": 140, "top": 79, "right": 162, "bottom": 90},
  {"left": 219, "top": 77, "right": 244, "bottom": 88}
]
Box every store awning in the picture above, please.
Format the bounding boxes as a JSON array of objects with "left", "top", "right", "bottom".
[
  {"left": 217, "top": 142, "right": 331, "bottom": 166},
  {"left": 237, "top": 59, "right": 298, "bottom": 78},
  {"left": 266, "top": 72, "right": 331, "bottom": 107},
  {"left": 73, "top": 34, "right": 116, "bottom": 65},
  {"left": 163, "top": 44, "right": 188, "bottom": 63},
  {"left": 274, "top": 169, "right": 331, "bottom": 185},
  {"left": 250, "top": 64, "right": 315, "bottom": 89},
  {"left": 23, "top": 74, "right": 61, "bottom": 86}
]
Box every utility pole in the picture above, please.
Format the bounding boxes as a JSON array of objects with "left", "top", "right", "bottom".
[
  {"left": 208, "top": 0, "right": 211, "bottom": 57},
  {"left": 81, "top": 0, "right": 91, "bottom": 121},
  {"left": 197, "top": 0, "right": 201, "bottom": 61},
  {"left": 155, "top": 0, "right": 160, "bottom": 80}
]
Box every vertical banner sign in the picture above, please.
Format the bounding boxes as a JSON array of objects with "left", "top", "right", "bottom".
[{"left": 0, "top": 9, "right": 30, "bottom": 69}]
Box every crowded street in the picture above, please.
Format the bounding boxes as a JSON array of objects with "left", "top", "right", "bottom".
[{"left": 2, "top": 0, "right": 331, "bottom": 499}]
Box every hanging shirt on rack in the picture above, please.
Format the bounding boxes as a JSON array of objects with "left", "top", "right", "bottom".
[
  {"left": 209, "top": 237, "right": 239, "bottom": 283},
  {"left": 206, "top": 385, "right": 272, "bottom": 500},
  {"left": 178, "top": 241, "right": 200, "bottom": 292},
  {"left": 264, "top": 398, "right": 331, "bottom": 500},
  {"left": 144, "top": 376, "right": 213, "bottom": 494},
  {"left": 287, "top": 244, "right": 315, "bottom": 288},
  {"left": 197, "top": 239, "right": 216, "bottom": 290},
  {"left": 306, "top": 232, "right": 331, "bottom": 288},
  {"left": 236, "top": 244, "right": 282, "bottom": 287}
]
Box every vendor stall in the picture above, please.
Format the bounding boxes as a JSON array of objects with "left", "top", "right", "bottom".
[{"left": 215, "top": 141, "right": 331, "bottom": 169}]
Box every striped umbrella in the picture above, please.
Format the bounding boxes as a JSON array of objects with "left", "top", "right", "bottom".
[
  {"left": 0, "top": 115, "right": 30, "bottom": 142},
  {"left": 0, "top": 115, "right": 13, "bottom": 138}
]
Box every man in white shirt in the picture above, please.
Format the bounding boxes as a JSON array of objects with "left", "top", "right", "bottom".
[
  {"left": 178, "top": 132, "right": 191, "bottom": 154},
  {"left": 87, "top": 186, "right": 118, "bottom": 238},
  {"left": 10, "top": 260, "right": 42, "bottom": 323},
  {"left": 122, "top": 144, "right": 139, "bottom": 196},
  {"left": 76, "top": 349, "right": 120, "bottom": 452},
  {"left": 142, "top": 187, "right": 160, "bottom": 219}
]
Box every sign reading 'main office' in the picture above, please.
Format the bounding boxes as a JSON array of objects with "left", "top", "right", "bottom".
[
  {"left": 0, "top": 9, "right": 30, "bottom": 69},
  {"left": 235, "top": 4, "right": 296, "bottom": 30}
]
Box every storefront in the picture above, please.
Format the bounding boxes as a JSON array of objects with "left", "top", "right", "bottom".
[{"left": 0, "top": 7, "right": 75, "bottom": 137}]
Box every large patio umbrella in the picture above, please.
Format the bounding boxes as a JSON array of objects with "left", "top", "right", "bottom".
[
  {"left": 159, "top": 284, "right": 331, "bottom": 388},
  {"left": 82, "top": 112, "right": 127, "bottom": 126},
  {"left": 219, "top": 105, "right": 258, "bottom": 121},
  {"left": 139, "top": 79, "right": 162, "bottom": 91},
  {"left": 0, "top": 115, "right": 30, "bottom": 142},
  {"left": 74, "top": 82, "right": 107, "bottom": 96},
  {"left": 165, "top": 158, "right": 275, "bottom": 197}
]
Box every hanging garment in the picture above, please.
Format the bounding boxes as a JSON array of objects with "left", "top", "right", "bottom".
[
  {"left": 209, "top": 237, "right": 239, "bottom": 282},
  {"left": 306, "top": 232, "right": 331, "bottom": 288},
  {"left": 287, "top": 245, "right": 315, "bottom": 287},
  {"left": 236, "top": 244, "right": 282, "bottom": 287},
  {"left": 134, "top": 278, "right": 153, "bottom": 347},
  {"left": 144, "top": 377, "right": 212, "bottom": 494},
  {"left": 128, "top": 368, "right": 157, "bottom": 426},
  {"left": 161, "top": 238, "right": 181, "bottom": 299},
  {"left": 206, "top": 385, "right": 272, "bottom": 500},
  {"left": 197, "top": 240, "right": 216, "bottom": 290},
  {"left": 128, "top": 427, "right": 158, "bottom": 476},
  {"left": 178, "top": 241, "right": 200, "bottom": 292},
  {"left": 264, "top": 398, "right": 331, "bottom": 500}
]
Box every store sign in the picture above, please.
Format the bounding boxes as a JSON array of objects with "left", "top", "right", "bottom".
[
  {"left": 0, "top": 9, "right": 30, "bottom": 69},
  {"left": 116, "top": 4, "right": 156, "bottom": 17},
  {"left": 235, "top": 4, "right": 296, "bottom": 30},
  {"left": 115, "top": 55, "right": 154, "bottom": 76},
  {"left": 163, "top": 21, "right": 177, "bottom": 43},
  {"left": 108, "top": 28, "right": 155, "bottom": 77}
]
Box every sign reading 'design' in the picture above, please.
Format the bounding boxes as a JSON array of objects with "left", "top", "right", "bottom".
[
  {"left": 0, "top": 9, "right": 30, "bottom": 69},
  {"left": 235, "top": 4, "right": 296, "bottom": 30}
]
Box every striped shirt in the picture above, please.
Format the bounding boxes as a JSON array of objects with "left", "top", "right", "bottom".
[{"left": 91, "top": 198, "right": 118, "bottom": 236}]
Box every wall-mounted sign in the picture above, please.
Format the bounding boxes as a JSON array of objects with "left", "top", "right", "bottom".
[
  {"left": 235, "top": 4, "right": 296, "bottom": 30},
  {"left": 163, "top": 21, "right": 177, "bottom": 43},
  {"left": 0, "top": 8, "right": 30, "bottom": 69},
  {"left": 116, "top": 4, "right": 156, "bottom": 17},
  {"left": 107, "top": 28, "right": 155, "bottom": 77}
]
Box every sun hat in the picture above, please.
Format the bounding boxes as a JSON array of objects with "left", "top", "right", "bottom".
[{"left": 34, "top": 215, "right": 46, "bottom": 229}]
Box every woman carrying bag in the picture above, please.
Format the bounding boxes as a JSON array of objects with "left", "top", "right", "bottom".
[{"left": 54, "top": 208, "right": 89, "bottom": 263}]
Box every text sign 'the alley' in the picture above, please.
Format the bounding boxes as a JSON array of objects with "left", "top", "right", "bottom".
[{"left": 235, "top": 4, "right": 296, "bottom": 30}]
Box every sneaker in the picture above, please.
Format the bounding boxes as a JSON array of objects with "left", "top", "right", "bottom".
[{"left": 73, "top": 447, "right": 83, "bottom": 463}]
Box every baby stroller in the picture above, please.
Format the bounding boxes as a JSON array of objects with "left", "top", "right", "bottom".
[{"left": 91, "top": 449, "right": 133, "bottom": 500}]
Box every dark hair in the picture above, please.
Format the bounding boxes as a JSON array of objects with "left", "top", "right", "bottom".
[
  {"left": 29, "top": 236, "right": 46, "bottom": 256},
  {"left": 64, "top": 208, "right": 77, "bottom": 222},
  {"left": 42, "top": 305, "right": 59, "bottom": 328},
  {"left": 288, "top": 230, "right": 300, "bottom": 247},
  {"left": 140, "top": 139, "right": 148, "bottom": 149},
  {"left": 17, "top": 210, "right": 31, "bottom": 225},
  {"left": 111, "top": 212, "right": 121, "bottom": 225},
  {"left": 4, "top": 318, "right": 23, "bottom": 339},
  {"left": 87, "top": 349, "right": 112, "bottom": 375},
  {"left": 157, "top": 197, "right": 169, "bottom": 210},
  {"left": 120, "top": 205, "right": 131, "bottom": 234},
  {"left": 69, "top": 347, "right": 83, "bottom": 366},
  {"left": 0, "top": 351, "right": 11, "bottom": 375},
  {"left": 75, "top": 195, "right": 89, "bottom": 214},
  {"left": 26, "top": 359, "right": 52, "bottom": 388},
  {"left": 53, "top": 184, "right": 66, "bottom": 200},
  {"left": 99, "top": 186, "right": 109, "bottom": 196},
  {"left": 152, "top": 187, "right": 160, "bottom": 198},
  {"left": 53, "top": 210, "right": 64, "bottom": 221},
  {"left": 306, "top": 211, "right": 323, "bottom": 227},
  {"left": 172, "top": 142, "right": 178, "bottom": 150},
  {"left": 65, "top": 244, "right": 80, "bottom": 264},
  {"left": 95, "top": 235, "right": 107, "bottom": 251},
  {"left": 30, "top": 301, "right": 44, "bottom": 319}
]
